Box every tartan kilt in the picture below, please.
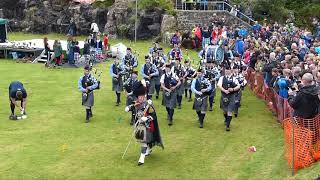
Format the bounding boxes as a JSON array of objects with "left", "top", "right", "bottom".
[
  {"left": 193, "top": 95, "right": 208, "bottom": 112},
  {"left": 82, "top": 91, "right": 94, "bottom": 107},
  {"left": 146, "top": 78, "right": 156, "bottom": 95},
  {"left": 162, "top": 91, "right": 177, "bottom": 109},
  {"left": 220, "top": 93, "right": 236, "bottom": 112},
  {"left": 112, "top": 78, "right": 123, "bottom": 92},
  {"left": 184, "top": 79, "right": 192, "bottom": 90},
  {"left": 176, "top": 83, "right": 185, "bottom": 96}
]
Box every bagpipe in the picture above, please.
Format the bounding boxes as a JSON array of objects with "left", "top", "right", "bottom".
[
  {"left": 92, "top": 68, "right": 102, "bottom": 90},
  {"left": 113, "top": 64, "right": 127, "bottom": 84}
]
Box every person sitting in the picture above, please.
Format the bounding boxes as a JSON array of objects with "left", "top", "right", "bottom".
[{"left": 288, "top": 73, "right": 320, "bottom": 119}]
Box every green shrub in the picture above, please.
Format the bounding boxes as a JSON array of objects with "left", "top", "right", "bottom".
[{"left": 138, "top": 0, "right": 176, "bottom": 15}]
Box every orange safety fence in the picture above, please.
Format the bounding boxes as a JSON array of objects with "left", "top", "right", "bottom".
[{"left": 246, "top": 67, "right": 320, "bottom": 174}]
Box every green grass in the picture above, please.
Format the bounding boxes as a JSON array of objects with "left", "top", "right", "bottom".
[{"left": 0, "top": 33, "right": 319, "bottom": 179}]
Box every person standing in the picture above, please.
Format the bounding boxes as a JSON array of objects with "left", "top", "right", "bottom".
[
  {"left": 204, "top": 61, "right": 221, "bottom": 111},
  {"left": 141, "top": 55, "right": 159, "bottom": 100},
  {"left": 123, "top": 70, "right": 139, "bottom": 125},
  {"left": 125, "top": 80, "right": 164, "bottom": 166},
  {"left": 110, "top": 58, "right": 125, "bottom": 106},
  {"left": 232, "top": 66, "right": 247, "bottom": 117},
  {"left": 161, "top": 64, "right": 181, "bottom": 126},
  {"left": 153, "top": 48, "right": 166, "bottom": 99},
  {"left": 217, "top": 66, "right": 241, "bottom": 131},
  {"left": 44, "top": 37, "right": 53, "bottom": 67},
  {"left": 9, "top": 81, "right": 27, "bottom": 120},
  {"left": 184, "top": 60, "right": 196, "bottom": 102},
  {"left": 53, "top": 40, "right": 63, "bottom": 66},
  {"left": 171, "top": 59, "right": 186, "bottom": 109},
  {"left": 78, "top": 65, "right": 99, "bottom": 123},
  {"left": 191, "top": 69, "right": 212, "bottom": 128}
]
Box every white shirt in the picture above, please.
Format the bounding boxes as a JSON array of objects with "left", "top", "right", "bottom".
[
  {"left": 217, "top": 76, "right": 240, "bottom": 89},
  {"left": 160, "top": 72, "right": 179, "bottom": 84}
]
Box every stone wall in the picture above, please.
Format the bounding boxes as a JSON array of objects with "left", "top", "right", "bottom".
[{"left": 176, "top": 10, "right": 250, "bottom": 31}]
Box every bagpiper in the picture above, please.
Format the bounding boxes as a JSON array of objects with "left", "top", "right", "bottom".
[
  {"left": 110, "top": 58, "right": 125, "bottom": 106},
  {"left": 125, "top": 80, "right": 164, "bottom": 166},
  {"left": 232, "top": 65, "right": 247, "bottom": 117},
  {"left": 184, "top": 60, "right": 197, "bottom": 102},
  {"left": 152, "top": 48, "right": 166, "bottom": 99},
  {"left": 191, "top": 68, "right": 212, "bottom": 128},
  {"left": 141, "top": 55, "right": 159, "bottom": 100},
  {"left": 204, "top": 61, "right": 221, "bottom": 111},
  {"left": 123, "top": 70, "right": 140, "bottom": 125},
  {"left": 171, "top": 58, "right": 186, "bottom": 109},
  {"left": 78, "top": 65, "right": 99, "bottom": 123},
  {"left": 217, "top": 66, "right": 241, "bottom": 131},
  {"left": 160, "top": 64, "right": 181, "bottom": 126}
]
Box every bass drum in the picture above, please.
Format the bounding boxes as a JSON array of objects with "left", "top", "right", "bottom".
[{"left": 205, "top": 45, "right": 224, "bottom": 64}]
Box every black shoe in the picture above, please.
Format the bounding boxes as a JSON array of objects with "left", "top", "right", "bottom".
[
  {"left": 130, "top": 120, "right": 134, "bottom": 125},
  {"left": 209, "top": 107, "right": 213, "bottom": 111},
  {"left": 234, "top": 114, "right": 238, "bottom": 118},
  {"left": 226, "top": 127, "right": 230, "bottom": 131},
  {"left": 85, "top": 117, "right": 90, "bottom": 123},
  {"left": 168, "top": 120, "right": 173, "bottom": 126},
  {"left": 156, "top": 95, "right": 159, "bottom": 99},
  {"left": 178, "top": 105, "right": 181, "bottom": 109},
  {"left": 138, "top": 162, "right": 144, "bottom": 166},
  {"left": 200, "top": 123, "right": 203, "bottom": 128},
  {"left": 188, "top": 98, "right": 192, "bottom": 102},
  {"left": 115, "top": 102, "right": 120, "bottom": 106}
]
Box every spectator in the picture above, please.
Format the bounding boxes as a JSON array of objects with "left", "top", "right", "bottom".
[
  {"left": 53, "top": 40, "right": 63, "bottom": 66},
  {"left": 288, "top": 73, "right": 320, "bottom": 119},
  {"left": 171, "top": 30, "right": 181, "bottom": 46},
  {"left": 263, "top": 52, "right": 279, "bottom": 84}
]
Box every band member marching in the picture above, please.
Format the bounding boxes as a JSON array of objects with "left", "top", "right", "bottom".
[
  {"left": 152, "top": 48, "right": 166, "bottom": 99},
  {"left": 125, "top": 80, "right": 164, "bottom": 166},
  {"left": 160, "top": 64, "right": 181, "bottom": 126},
  {"left": 124, "top": 70, "right": 140, "bottom": 125},
  {"left": 232, "top": 66, "right": 247, "bottom": 117},
  {"left": 217, "top": 66, "right": 241, "bottom": 131},
  {"left": 204, "top": 61, "right": 221, "bottom": 111},
  {"left": 141, "top": 55, "right": 159, "bottom": 100},
  {"left": 123, "top": 47, "right": 138, "bottom": 81},
  {"left": 184, "top": 60, "right": 197, "bottom": 102},
  {"left": 110, "top": 58, "right": 125, "bottom": 106},
  {"left": 169, "top": 43, "right": 182, "bottom": 62},
  {"left": 78, "top": 65, "right": 99, "bottom": 123},
  {"left": 191, "top": 68, "right": 212, "bottom": 128},
  {"left": 171, "top": 58, "right": 186, "bottom": 109}
]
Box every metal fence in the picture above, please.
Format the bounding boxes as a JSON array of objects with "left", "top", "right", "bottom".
[{"left": 174, "top": 1, "right": 255, "bottom": 26}]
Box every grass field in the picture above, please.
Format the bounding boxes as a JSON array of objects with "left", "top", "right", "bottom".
[{"left": 0, "top": 33, "right": 319, "bottom": 179}]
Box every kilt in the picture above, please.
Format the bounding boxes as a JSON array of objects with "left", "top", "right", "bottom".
[
  {"left": 154, "top": 75, "right": 161, "bottom": 86},
  {"left": 220, "top": 93, "right": 236, "bottom": 112},
  {"left": 82, "top": 91, "right": 94, "bottom": 107},
  {"left": 176, "top": 82, "right": 185, "bottom": 96},
  {"left": 112, "top": 78, "right": 123, "bottom": 92},
  {"left": 126, "top": 94, "right": 137, "bottom": 106},
  {"left": 146, "top": 78, "right": 156, "bottom": 95},
  {"left": 162, "top": 90, "right": 177, "bottom": 109},
  {"left": 193, "top": 95, "right": 208, "bottom": 111},
  {"left": 234, "top": 90, "right": 242, "bottom": 105},
  {"left": 184, "top": 79, "right": 192, "bottom": 90}
]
